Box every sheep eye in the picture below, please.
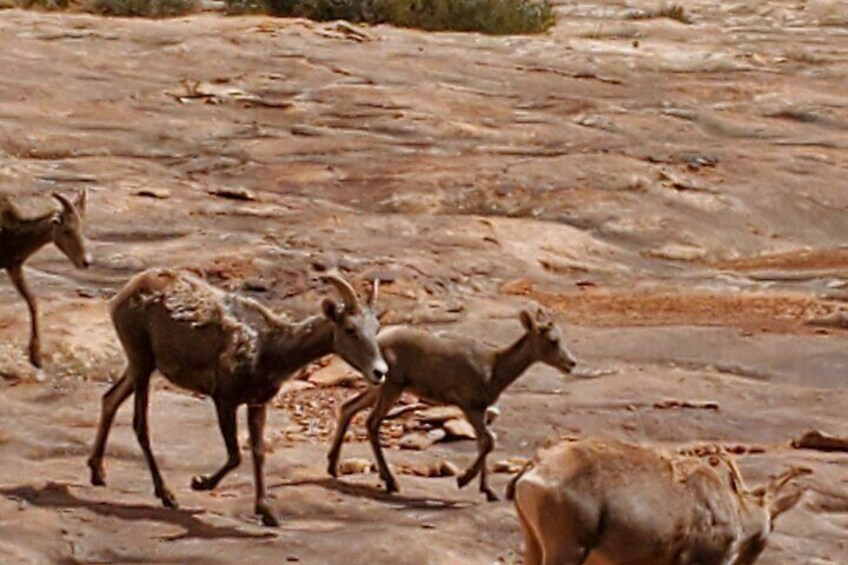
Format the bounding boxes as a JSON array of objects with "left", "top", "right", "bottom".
[{"left": 344, "top": 326, "right": 356, "bottom": 335}]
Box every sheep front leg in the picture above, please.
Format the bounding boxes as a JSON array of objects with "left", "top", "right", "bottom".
[
  {"left": 327, "top": 387, "right": 379, "bottom": 478},
  {"left": 366, "top": 384, "right": 403, "bottom": 494},
  {"left": 132, "top": 368, "right": 177, "bottom": 509},
  {"left": 248, "top": 404, "right": 278, "bottom": 527},
  {"left": 8, "top": 266, "right": 42, "bottom": 367}
]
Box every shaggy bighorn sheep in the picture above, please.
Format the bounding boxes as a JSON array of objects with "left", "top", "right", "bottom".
[
  {"left": 509, "top": 439, "right": 809, "bottom": 565},
  {"left": 327, "top": 308, "right": 577, "bottom": 501},
  {"left": 0, "top": 190, "right": 91, "bottom": 367},
  {"left": 87, "top": 268, "right": 388, "bottom": 526}
]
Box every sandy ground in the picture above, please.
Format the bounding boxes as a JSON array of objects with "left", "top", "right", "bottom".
[{"left": 0, "top": 2, "right": 847, "bottom": 563}]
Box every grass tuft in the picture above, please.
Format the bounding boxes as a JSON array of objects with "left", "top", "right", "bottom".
[
  {"left": 625, "top": 3, "right": 692, "bottom": 25},
  {"left": 85, "top": 0, "right": 197, "bottom": 16},
  {"left": 656, "top": 3, "right": 691, "bottom": 24},
  {"left": 227, "top": 0, "right": 557, "bottom": 35}
]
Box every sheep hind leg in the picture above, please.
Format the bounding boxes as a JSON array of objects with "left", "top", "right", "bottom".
[
  {"left": 132, "top": 367, "right": 177, "bottom": 509},
  {"left": 541, "top": 541, "right": 591, "bottom": 565},
  {"left": 88, "top": 371, "right": 134, "bottom": 486},
  {"left": 515, "top": 495, "right": 543, "bottom": 565},
  {"left": 538, "top": 511, "right": 595, "bottom": 565}
]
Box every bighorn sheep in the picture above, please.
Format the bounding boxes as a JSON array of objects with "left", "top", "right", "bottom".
[
  {"left": 509, "top": 439, "right": 809, "bottom": 565},
  {"left": 327, "top": 308, "right": 577, "bottom": 501},
  {"left": 87, "top": 268, "right": 387, "bottom": 526},
  {"left": 0, "top": 190, "right": 91, "bottom": 367}
]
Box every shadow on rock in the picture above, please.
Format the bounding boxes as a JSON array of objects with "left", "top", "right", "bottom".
[
  {"left": 273, "top": 476, "right": 472, "bottom": 511},
  {"left": 0, "top": 482, "right": 276, "bottom": 542}
]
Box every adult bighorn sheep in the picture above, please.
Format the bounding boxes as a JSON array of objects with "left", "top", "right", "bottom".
[
  {"left": 0, "top": 190, "right": 91, "bottom": 367},
  {"left": 509, "top": 439, "right": 809, "bottom": 565},
  {"left": 87, "top": 268, "right": 387, "bottom": 526},
  {"left": 327, "top": 308, "right": 577, "bottom": 501}
]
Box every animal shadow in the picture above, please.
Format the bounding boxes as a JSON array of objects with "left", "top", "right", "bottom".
[
  {"left": 273, "top": 476, "right": 471, "bottom": 511},
  {"left": 0, "top": 481, "right": 275, "bottom": 541}
]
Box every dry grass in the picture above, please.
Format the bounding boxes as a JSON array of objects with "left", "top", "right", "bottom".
[
  {"left": 657, "top": 3, "right": 691, "bottom": 24},
  {"left": 85, "top": 0, "right": 197, "bottom": 17},
  {"left": 10, "top": 0, "right": 197, "bottom": 15},
  {"left": 227, "top": 0, "right": 557, "bottom": 35},
  {"left": 625, "top": 2, "right": 693, "bottom": 25}
]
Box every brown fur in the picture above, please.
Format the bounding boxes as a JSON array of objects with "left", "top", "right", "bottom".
[
  {"left": 327, "top": 308, "right": 577, "bottom": 501},
  {"left": 512, "top": 438, "right": 809, "bottom": 565},
  {"left": 87, "top": 268, "right": 387, "bottom": 527},
  {"left": 0, "top": 190, "right": 90, "bottom": 367}
]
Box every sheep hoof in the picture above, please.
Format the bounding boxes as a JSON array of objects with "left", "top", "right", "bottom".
[
  {"left": 257, "top": 504, "right": 279, "bottom": 527},
  {"left": 158, "top": 489, "right": 178, "bottom": 509},
  {"left": 457, "top": 473, "right": 474, "bottom": 489},
  {"left": 191, "top": 475, "right": 216, "bottom": 491},
  {"left": 88, "top": 459, "right": 106, "bottom": 486},
  {"left": 28, "top": 342, "right": 42, "bottom": 368}
]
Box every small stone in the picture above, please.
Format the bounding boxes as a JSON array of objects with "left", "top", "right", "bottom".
[
  {"left": 208, "top": 187, "right": 256, "bottom": 201},
  {"left": 433, "top": 459, "right": 459, "bottom": 477},
  {"left": 307, "top": 357, "right": 358, "bottom": 387},
  {"left": 242, "top": 278, "right": 271, "bottom": 292},
  {"left": 399, "top": 429, "right": 446, "bottom": 451},
  {"left": 647, "top": 243, "right": 706, "bottom": 262},
  {"left": 792, "top": 430, "right": 848, "bottom": 452},
  {"left": 417, "top": 406, "right": 464, "bottom": 425},
  {"left": 278, "top": 380, "right": 313, "bottom": 394},
  {"left": 492, "top": 457, "right": 529, "bottom": 474},
  {"left": 338, "top": 458, "right": 375, "bottom": 475},
  {"left": 133, "top": 188, "right": 171, "bottom": 199},
  {"left": 442, "top": 419, "right": 476, "bottom": 440}
]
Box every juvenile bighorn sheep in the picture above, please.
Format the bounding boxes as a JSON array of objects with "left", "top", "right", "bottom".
[
  {"left": 0, "top": 190, "right": 90, "bottom": 367},
  {"left": 327, "top": 308, "right": 577, "bottom": 501},
  {"left": 88, "top": 268, "right": 387, "bottom": 526},
  {"left": 509, "top": 439, "right": 809, "bottom": 565}
]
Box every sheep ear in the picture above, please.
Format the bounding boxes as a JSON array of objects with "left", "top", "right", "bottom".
[
  {"left": 369, "top": 278, "right": 379, "bottom": 308},
  {"left": 75, "top": 188, "right": 87, "bottom": 215},
  {"left": 322, "top": 298, "right": 342, "bottom": 322},
  {"left": 520, "top": 309, "right": 536, "bottom": 331},
  {"left": 765, "top": 467, "right": 811, "bottom": 499},
  {"left": 769, "top": 490, "right": 804, "bottom": 522}
]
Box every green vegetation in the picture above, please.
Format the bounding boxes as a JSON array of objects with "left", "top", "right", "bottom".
[
  {"left": 226, "top": 0, "right": 557, "bottom": 35},
  {"left": 11, "top": 0, "right": 71, "bottom": 10},
  {"left": 8, "top": 0, "right": 555, "bottom": 33},
  {"left": 9, "top": 0, "right": 196, "bottom": 15},
  {"left": 85, "top": 0, "right": 197, "bottom": 17}
]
